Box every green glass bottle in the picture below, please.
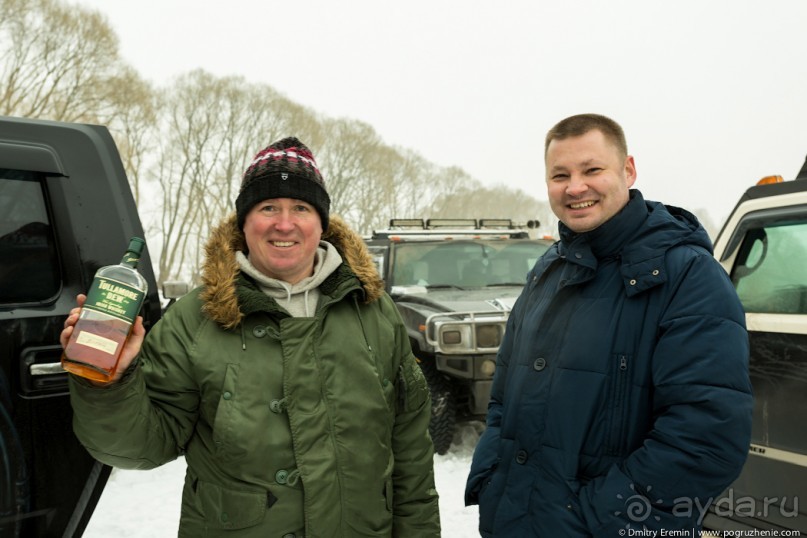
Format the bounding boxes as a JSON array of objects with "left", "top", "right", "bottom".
[{"left": 62, "top": 237, "right": 148, "bottom": 382}]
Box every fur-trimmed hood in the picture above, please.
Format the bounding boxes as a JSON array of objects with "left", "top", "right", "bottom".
[{"left": 199, "top": 214, "right": 385, "bottom": 329}]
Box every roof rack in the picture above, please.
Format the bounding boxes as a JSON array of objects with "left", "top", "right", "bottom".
[
  {"left": 386, "top": 218, "right": 539, "bottom": 230},
  {"left": 426, "top": 218, "right": 478, "bottom": 228},
  {"left": 388, "top": 218, "right": 426, "bottom": 228}
]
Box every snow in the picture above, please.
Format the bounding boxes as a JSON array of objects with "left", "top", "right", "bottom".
[{"left": 83, "top": 423, "right": 483, "bottom": 537}]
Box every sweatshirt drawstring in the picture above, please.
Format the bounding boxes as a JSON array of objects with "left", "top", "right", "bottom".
[
  {"left": 282, "top": 283, "right": 311, "bottom": 317},
  {"left": 283, "top": 284, "right": 293, "bottom": 312}
]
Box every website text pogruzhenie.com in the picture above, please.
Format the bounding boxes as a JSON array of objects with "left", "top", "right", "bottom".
[
  {"left": 617, "top": 529, "right": 802, "bottom": 537},
  {"left": 698, "top": 529, "right": 801, "bottom": 537}
]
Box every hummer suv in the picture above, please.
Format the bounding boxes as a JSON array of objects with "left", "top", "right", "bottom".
[
  {"left": 703, "top": 158, "right": 807, "bottom": 533},
  {"left": 0, "top": 115, "right": 162, "bottom": 537},
  {"left": 365, "top": 219, "right": 553, "bottom": 454}
]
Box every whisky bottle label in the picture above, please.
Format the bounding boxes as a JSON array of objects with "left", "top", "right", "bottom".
[
  {"left": 83, "top": 277, "right": 144, "bottom": 323},
  {"left": 75, "top": 330, "right": 119, "bottom": 355}
]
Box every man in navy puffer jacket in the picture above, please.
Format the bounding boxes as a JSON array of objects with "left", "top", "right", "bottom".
[{"left": 465, "top": 113, "right": 753, "bottom": 537}]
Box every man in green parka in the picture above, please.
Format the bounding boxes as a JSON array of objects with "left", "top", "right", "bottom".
[{"left": 61, "top": 137, "right": 441, "bottom": 537}]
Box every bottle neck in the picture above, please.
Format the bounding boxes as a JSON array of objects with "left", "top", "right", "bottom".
[
  {"left": 121, "top": 251, "right": 140, "bottom": 268},
  {"left": 121, "top": 238, "right": 145, "bottom": 269}
]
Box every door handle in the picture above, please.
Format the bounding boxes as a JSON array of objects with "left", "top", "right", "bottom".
[
  {"left": 30, "top": 362, "right": 66, "bottom": 375},
  {"left": 21, "top": 345, "right": 68, "bottom": 397}
]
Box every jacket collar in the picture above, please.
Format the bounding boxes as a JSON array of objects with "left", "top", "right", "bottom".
[
  {"left": 544, "top": 190, "right": 712, "bottom": 296},
  {"left": 558, "top": 189, "right": 648, "bottom": 261}
]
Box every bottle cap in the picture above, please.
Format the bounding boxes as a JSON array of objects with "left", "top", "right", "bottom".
[{"left": 127, "top": 237, "right": 146, "bottom": 255}]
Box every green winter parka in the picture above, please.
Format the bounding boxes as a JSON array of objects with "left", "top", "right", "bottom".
[{"left": 68, "top": 215, "right": 441, "bottom": 538}]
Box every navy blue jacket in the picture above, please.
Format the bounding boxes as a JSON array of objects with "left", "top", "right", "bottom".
[{"left": 466, "top": 190, "right": 753, "bottom": 537}]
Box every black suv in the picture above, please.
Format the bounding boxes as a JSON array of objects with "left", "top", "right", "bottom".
[
  {"left": 366, "top": 219, "right": 553, "bottom": 453},
  {"left": 0, "top": 115, "right": 161, "bottom": 537},
  {"left": 703, "top": 159, "right": 807, "bottom": 532}
]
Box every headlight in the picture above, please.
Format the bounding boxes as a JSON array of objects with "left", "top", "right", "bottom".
[
  {"left": 476, "top": 323, "right": 503, "bottom": 348},
  {"left": 442, "top": 330, "right": 462, "bottom": 345},
  {"left": 439, "top": 324, "right": 473, "bottom": 350},
  {"left": 436, "top": 321, "right": 505, "bottom": 352},
  {"left": 480, "top": 359, "right": 496, "bottom": 377}
]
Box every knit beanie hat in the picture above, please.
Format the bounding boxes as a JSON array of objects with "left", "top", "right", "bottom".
[{"left": 235, "top": 137, "right": 330, "bottom": 231}]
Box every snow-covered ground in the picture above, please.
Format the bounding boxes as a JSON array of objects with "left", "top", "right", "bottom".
[{"left": 83, "top": 422, "right": 483, "bottom": 537}]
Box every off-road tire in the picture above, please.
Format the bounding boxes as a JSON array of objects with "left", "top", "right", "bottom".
[{"left": 418, "top": 360, "right": 457, "bottom": 455}]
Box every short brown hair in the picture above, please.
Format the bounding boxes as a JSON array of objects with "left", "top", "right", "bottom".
[{"left": 544, "top": 113, "right": 628, "bottom": 158}]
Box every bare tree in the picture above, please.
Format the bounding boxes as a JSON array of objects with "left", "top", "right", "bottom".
[
  {"left": 430, "top": 179, "right": 555, "bottom": 234},
  {"left": 349, "top": 143, "right": 401, "bottom": 234},
  {"left": 1, "top": 0, "right": 557, "bottom": 279},
  {"left": 317, "top": 118, "right": 384, "bottom": 219},
  {"left": 1, "top": 0, "right": 158, "bottom": 210},
  {"left": 379, "top": 147, "right": 438, "bottom": 225},
  {"left": 151, "top": 71, "right": 232, "bottom": 284},
  {"left": 0, "top": 0, "right": 129, "bottom": 122},
  {"left": 147, "top": 70, "right": 324, "bottom": 285},
  {"left": 104, "top": 68, "right": 159, "bottom": 205}
]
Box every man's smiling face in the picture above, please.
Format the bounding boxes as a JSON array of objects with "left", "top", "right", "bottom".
[
  {"left": 545, "top": 129, "right": 637, "bottom": 233},
  {"left": 243, "top": 197, "right": 323, "bottom": 284}
]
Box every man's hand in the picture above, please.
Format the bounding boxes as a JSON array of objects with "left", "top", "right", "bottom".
[{"left": 61, "top": 294, "right": 145, "bottom": 384}]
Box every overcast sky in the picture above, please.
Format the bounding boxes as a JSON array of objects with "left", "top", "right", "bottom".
[{"left": 78, "top": 0, "right": 807, "bottom": 227}]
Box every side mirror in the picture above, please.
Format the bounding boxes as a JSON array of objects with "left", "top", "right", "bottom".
[
  {"left": 162, "top": 280, "right": 190, "bottom": 310},
  {"left": 162, "top": 280, "right": 190, "bottom": 299}
]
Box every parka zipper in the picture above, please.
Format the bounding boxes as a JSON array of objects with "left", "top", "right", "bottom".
[{"left": 606, "top": 354, "right": 630, "bottom": 456}]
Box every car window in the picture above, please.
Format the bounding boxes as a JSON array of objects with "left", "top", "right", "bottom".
[
  {"left": 366, "top": 245, "right": 388, "bottom": 279},
  {"left": 390, "top": 239, "right": 549, "bottom": 288},
  {"left": 730, "top": 219, "right": 807, "bottom": 314},
  {"left": 0, "top": 169, "right": 60, "bottom": 304}
]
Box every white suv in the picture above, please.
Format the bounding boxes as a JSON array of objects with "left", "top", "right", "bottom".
[{"left": 704, "top": 160, "right": 807, "bottom": 533}]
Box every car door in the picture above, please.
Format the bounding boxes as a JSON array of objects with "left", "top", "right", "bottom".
[
  {"left": 706, "top": 183, "right": 807, "bottom": 532},
  {"left": 0, "top": 116, "right": 161, "bottom": 537}
]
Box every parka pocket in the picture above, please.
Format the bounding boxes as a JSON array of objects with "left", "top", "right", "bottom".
[
  {"left": 384, "top": 478, "right": 393, "bottom": 512},
  {"left": 211, "top": 364, "right": 239, "bottom": 461},
  {"left": 477, "top": 466, "right": 504, "bottom": 534},
  {"left": 195, "top": 479, "right": 274, "bottom": 531},
  {"left": 556, "top": 479, "right": 593, "bottom": 536},
  {"left": 362, "top": 478, "right": 394, "bottom": 535}
]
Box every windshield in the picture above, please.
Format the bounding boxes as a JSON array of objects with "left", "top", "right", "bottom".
[{"left": 389, "top": 239, "right": 550, "bottom": 288}]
